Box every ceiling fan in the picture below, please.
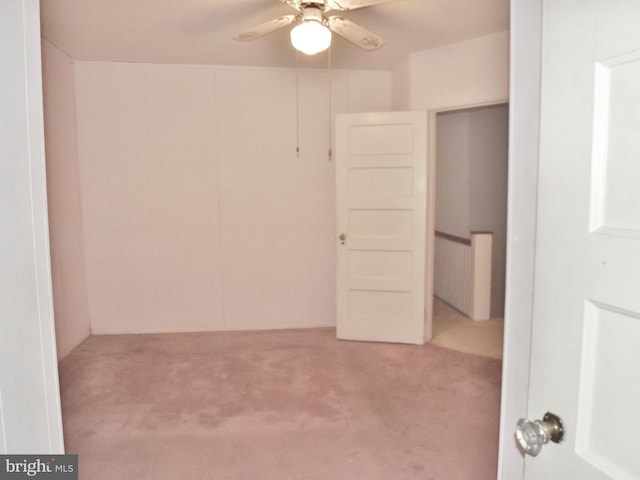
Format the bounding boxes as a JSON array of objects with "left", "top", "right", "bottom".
[{"left": 233, "top": 0, "right": 396, "bottom": 56}]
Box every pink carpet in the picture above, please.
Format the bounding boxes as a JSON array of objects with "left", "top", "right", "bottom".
[{"left": 58, "top": 328, "right": 501, "bottom": 479}]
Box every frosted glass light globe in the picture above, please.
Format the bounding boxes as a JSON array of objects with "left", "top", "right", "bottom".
[{"left": 290, "top": 21, "right": 332, "bottom": 55}]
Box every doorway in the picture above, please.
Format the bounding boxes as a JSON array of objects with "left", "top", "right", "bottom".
[{"left": 430, "top": 103, "right": 509, "bottom": 359}]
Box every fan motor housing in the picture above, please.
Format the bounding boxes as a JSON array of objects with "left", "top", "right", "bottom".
[{"left": 300, "top": 5, "right": 325, "bottom": 23}]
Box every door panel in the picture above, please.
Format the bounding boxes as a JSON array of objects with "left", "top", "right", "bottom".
[
  {"left": 336, "top": 112, "right": 427, "bottom": 344},
  {"left": 525, "top": 0, "right": 640, "bottom": 477},
  {"left": 349, "top": 167, "right": 414, "bottom": 198},
  {"left": 592, "top": 51, "right": 640, "bottom": 233},
  {"left": 576, "top": 302, "right": 640, "bottom": 478}
]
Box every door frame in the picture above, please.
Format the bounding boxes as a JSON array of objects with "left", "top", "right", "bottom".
[
  {"left": 425, "top": 100, "right": 510, "bottom": 341},
  {"left": 0, "top": 0, "right": 64, "bottom": 453},
  {"left": 19, "top": 0, "right": 541, "bottom": 468},
  {"left": 496, "top": 0, "right": 542, "bottom": 478}
]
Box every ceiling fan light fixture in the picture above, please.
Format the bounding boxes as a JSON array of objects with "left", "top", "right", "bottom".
[{"left": 290, "top": 19, "right": 332, "bottom": 55}]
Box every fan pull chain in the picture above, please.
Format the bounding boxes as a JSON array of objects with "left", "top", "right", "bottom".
[
  {"left": 295, "top": 50, "right": 301, "bottom": 158},
  {"left": 327, "top": 45, "right": 333, "bottom": 162}
]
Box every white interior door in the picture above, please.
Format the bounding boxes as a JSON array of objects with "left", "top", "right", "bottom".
[
  {"left": 0, "top": 0, "right": 64, "bottom": 453},
  {"left": 523, "top": 0, "right": 640, "bottom": 477},
  {"left": 336, "top": 111, "right": 427, "bottom": 344}
]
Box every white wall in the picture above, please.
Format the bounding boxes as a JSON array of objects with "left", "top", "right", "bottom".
[
  {"left": 70, "top": 62, "right": 390, "bottom": 334},
  {"left": 434, "top": 110, "right": 470, "bottom": 238},
  {"left": 468, "top": 104, "right": 509, "bottom": 318},
  {"left": 391, "top": 56, "right": 411, "bottom": 110},
  {"left": 41, "top": 41, "right": 91, "bottom": 359},
  {"left": 406, "top": 31, "right": 510, "bottom": 110},
  {"left": 74, "top": 63, "right": 224, "bottom": 335}
]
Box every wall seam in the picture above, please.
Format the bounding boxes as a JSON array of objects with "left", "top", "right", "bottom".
[{"left": 212, "top": 68, "right": 227, "bottom": 329}]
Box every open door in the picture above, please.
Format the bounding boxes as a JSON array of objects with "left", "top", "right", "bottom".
[
  {"left": 518, "top": 1, "right": 640, "bottom": 477},
  {"left": 336, "top": 111, "right": 427, "bottom": 344}
]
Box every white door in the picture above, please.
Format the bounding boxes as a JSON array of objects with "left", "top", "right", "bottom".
[
  {"left": 0, "top": 0, "right": 64, "bottom": 453},
  {"left": 522, "top": 0, "right": 640, "bottom": 477},
  {"left": 336, "top": 111, "right": 427, "bottom": 344}
]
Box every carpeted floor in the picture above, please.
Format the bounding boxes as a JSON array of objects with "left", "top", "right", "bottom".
[{"left": 59, "top": 328, "right": 502, "bottom": 479}]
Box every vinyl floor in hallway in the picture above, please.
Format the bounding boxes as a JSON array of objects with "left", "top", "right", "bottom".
[{"left": 431, "top": 297, "right": 504, "bottom": 360}]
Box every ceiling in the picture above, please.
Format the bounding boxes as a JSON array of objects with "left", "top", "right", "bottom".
[{"left": 39, "top": 0, "right": 509, "bottom": 71}]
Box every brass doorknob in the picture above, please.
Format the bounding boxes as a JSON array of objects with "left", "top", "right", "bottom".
[
  {"left": 515, "top": 412, "right": 565, "bottom": 457},
  {"left": 339, "top": 233, "right": 346, "bottom": 241}
]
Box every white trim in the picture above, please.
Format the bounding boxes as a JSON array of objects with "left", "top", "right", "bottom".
[
  {"left": 497, "top": 0, "right": 542, "bottom": 478},
  {"left": 0, "top": 389, "right": 7, "bottom": 453}
]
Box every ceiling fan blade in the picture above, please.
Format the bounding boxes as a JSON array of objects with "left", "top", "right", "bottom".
[
  {"left": 278, "top": 0, "right": 303, "bottom": 11},
  {"left": 326, "top": 0, "right": 399, "bottom": 11},
  {"left": 326, "top": 16, "right": 385, "bottom": 50},
  {"left": 233, "top": 15, "right": 297, "bottom": 41}
]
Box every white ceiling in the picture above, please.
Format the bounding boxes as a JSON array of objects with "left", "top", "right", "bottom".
[{"left": 40, "top": 0, "right": 509, "bottom": 71}]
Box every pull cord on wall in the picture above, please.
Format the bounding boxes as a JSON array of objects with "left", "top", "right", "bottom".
[{"left": 295, "top": 47, "right": 334, "bottom": 162}]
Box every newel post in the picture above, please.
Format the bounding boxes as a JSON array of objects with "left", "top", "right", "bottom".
[{"left": 469, "top": 232, "right": 492, "bottom": 320}]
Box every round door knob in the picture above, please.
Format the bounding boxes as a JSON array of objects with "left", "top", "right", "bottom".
[
  {"left": 515, "top": 412, "right": 564, "bottom": 457},
  {"left": 339, "top": 233, "right": 346, "bottom": 241}
]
